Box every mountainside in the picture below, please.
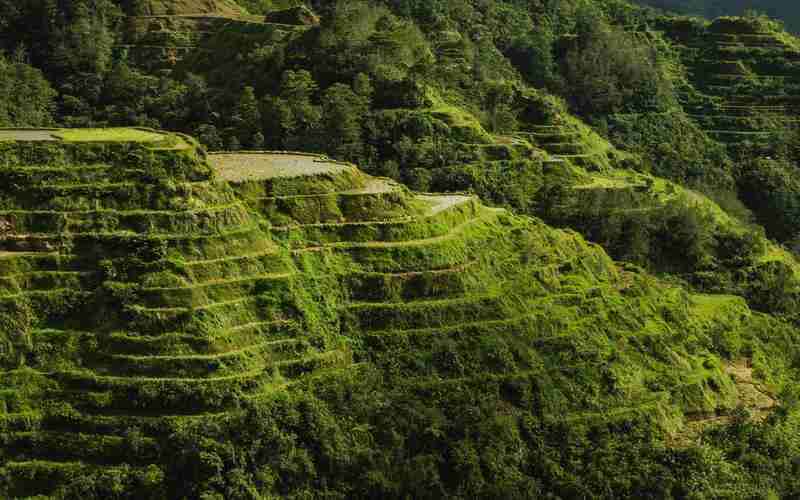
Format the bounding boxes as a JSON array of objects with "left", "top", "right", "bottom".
[
  {"left": 121, "top": 0, "right": 244, "bottom": 16},
  {"left": 0, "top": 127, "right": 794, "bottom": 498},
  {"left": 633, "top": 0, "right": 800, "bottom": 33},
  {"left": 3, "top": 0, "right": 800, "bottom": 497}
]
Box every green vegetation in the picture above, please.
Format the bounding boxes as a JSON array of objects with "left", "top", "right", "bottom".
[
  {"left": 2, "top": 135, "right": 799, "bottom": 499},
  {"left": 51, "top": 128, "right": 168, "bottom": 143},
  {"left": 635, "top": 0, "right": 800, "bottom": 33},
  {"left": 3, "top": 0, "right": 800, "bottom": 497}
]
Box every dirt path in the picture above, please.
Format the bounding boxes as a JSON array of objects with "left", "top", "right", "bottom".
[
  {"left": 418, "top": 194, "right": 473, "bottom": 215},
  {"left": 0, "top": 130, "right": 59, "bottom": 142},
  {"left": 678, "top": 359, "right": 778, "bottom": 442}
]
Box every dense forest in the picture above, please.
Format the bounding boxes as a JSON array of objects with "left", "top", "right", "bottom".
[{"left": 4, "top": 0, "right": 800, "bottom": 498}]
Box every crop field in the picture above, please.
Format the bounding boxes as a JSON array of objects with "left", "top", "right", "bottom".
[
  {"left": 53, "top": 128, "right": 167, "bottom": 142},
  {"left": 0, "top": 128, "right": 170, "bottom": 143},
  {"left": 210, "top": 152, "right": 354, "bottom": 182}
]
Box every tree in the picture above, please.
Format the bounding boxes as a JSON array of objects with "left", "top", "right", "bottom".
[
  {"left": 0, "top": 51, "right": 56, "bottom": 126},
  {"left": 508, "top": 22, "right": 559, "bottom": 89},
  {"left": 562, "top": 20, "right": 674, "bottom": 116},
  {"left": 51, "top": 0, "right": 119, "bottom": 75},
  {"left": 261, "top": 70, "right": 322, "bottom": 150},
  {"left": 232, "top": 86, "right": 262, "bottom": 148},
  {"left": 321, "top": 82, "right": 371, "bottom": 161}
]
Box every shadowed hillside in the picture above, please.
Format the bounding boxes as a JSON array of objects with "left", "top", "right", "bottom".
[{"left": 633, "top": 0, "right": 800, "bottom": 33}]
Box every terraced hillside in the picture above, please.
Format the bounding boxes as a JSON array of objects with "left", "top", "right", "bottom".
[
  {"left": 212, "top": 151, "right": 776, "bottom": 434},
  {"left": 0, "top": 130, "right": 348, "bottom": 496},
  {"left": 129, "top": 0, "right": 245, "bottom": 16},
  {"left": 663, "top": 16, "right": 800, "bottom": 151},
  {"left": 119, "top": 3, "right": 311, "bottom": 69},
  {"left": 514, "top": 119, "right": 617, "bottom": 170},
  {"left": 0, "top": 128, "right": 787, "bottom": 497}
]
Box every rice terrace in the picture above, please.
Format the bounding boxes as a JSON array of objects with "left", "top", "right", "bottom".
[{"left": 4, "top": 0, "right": 800, "bottom": 497}]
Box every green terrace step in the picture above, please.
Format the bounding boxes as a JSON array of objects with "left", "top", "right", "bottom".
[
  {"left": 527, "top": 124, "right": 568, "bottom": 133},
  {"left": 344, "top": 294, "right": 506, "bottom": 332},
  {"left": 47, "top": 368, "right": 276, "bottom": 412},
  {"left": 562, "top": 393, "right": 672, "bottom": 426},
  {"left": 0, "top": 389, "right": 30, "bottom": 413},
  {"left": 707, "top": 130, "right": 778, "bottom": 143},
  {"left": 0, "top": 270, "right": 96, "bottom": 296},
  {"left": 0, "top": 180, "right": 234, "bottom": 212},
  {"left": 299, "top": 209, "right": 511, "bottom": 273},
  {"left": 293, "top": 206, "right": 501, "bottom": 253},
  {"left": 0, "top": 288, "right": 92, "bottom": 309},
  {"left": 345, "top": 261, "right": 478, "bottom": 302},
  {"left": 693, "top": 60, "right": 749, "bottom": 75},
  {"left": 515, "top": 130, "right": 582, "bottom": 144},
  {"left": 126, "top": 293, "right": 298, "bottom": 335},
  {"left": 727, "top": 94, "right": 800, "bottom": 105},
  {"left": 701, "top": 89, "right": 800, "bottom": 105},
  {"left": 356, "top": 309, "right": 592, "bottom": 378},
  {"left": 92, "top": 338, "right": 313, "bottom": 378},
  {"left": 41, "top": 408, "right": 232, "bottom": 440},
  {"left": 709, "top": 33, "right": 781, "bottom": 42},
  {"left": 5, "top": 174, "right": 222, "bottom": 199},
  {"left": 133, "top": 31, "right": 205, "bottom": 46},
  {"left": 272, "top": 195, "right": 480, "bottom": 247},
  {"left": 545, "top": 142, "right": 587, "bottom": 155},
  {"left": 712, "top": 105, "right": 788, "bottom": 116},
  {"left": 248, "top": 178, "right": 412, "bottom": 225},
  {"left": 746, "top": 61, "right": 800, "bottom": 77},
  {"left": 137, "top": 272, "right": 295, "bottom": 308},
  {"left": 357, "top": 290, "right": 624, "bottom": 349},
  {"left": 692, "top": 105, "right": 785, "bottom": 118},
  {"left": 174, "top": 248, "right": 291, "bottom": 283},
  {"left": 0, "top": 162, "right": 206, "bottom": 182},
  {"left": 0, "top": 203, "right": 251, "bottom": 235},
  {"left": 0, "top": 164, "right": 137, "bottom": 184},
  {"left": 1, "top": 460, "right": 158, "bottom": 499},
  {"left": 695, "top": 74, "right": 800, "bottom": 86},
  {"left": 716, "top": 41, "right": 788, "bottom": 50},
  {"left": 4, "top": 430, "right": 160, "bottom": 466},
  {"left": 47, "top": 351, "right": 349, "bottom": 411},
  {"left": 0, "top": 412, "right": 43, "bottom": 432},
  {"left": 361, "top": 313, "right": 544, "bottom": 348},
  {"left": 272, "top": 349, "right": 351, "bottom": 380},
  {"left": 714, "top": 46, "right": 800, "bottom": 60},
  {"left": 169, "top": 225, "right": 276, "bottom": 261},
  {"left": 552, "top": 152, "right": 606, "bottom": 168},
  {"left": 100, "top": 319, "right": 301, "bottom": 356},
  {"left": 686, "top": 112, "right": 794, "bottom": 125},
  {"left": 0, "top": 224, "right": 275, "bottom": 261},
  {"left": 712, "top": 40, "right": 788, "bottom": 49}
]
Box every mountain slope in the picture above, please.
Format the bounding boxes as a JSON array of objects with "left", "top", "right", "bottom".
[
  {"left": 633, "top": 0, "right": 800, "bottom": 33},
  {"left": 0, "top": 129, "right": 798, "bottom": 498},
  {"left": 3, "top": 0, "right": 800, "bottom": 497}
]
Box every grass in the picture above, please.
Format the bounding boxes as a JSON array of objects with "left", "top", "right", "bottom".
[
  {"left": 574, "top": 175, "right": 642, "bottom": 190},
  {"left": 52, "top": 128, "right": 168, "bottom": 142}
]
